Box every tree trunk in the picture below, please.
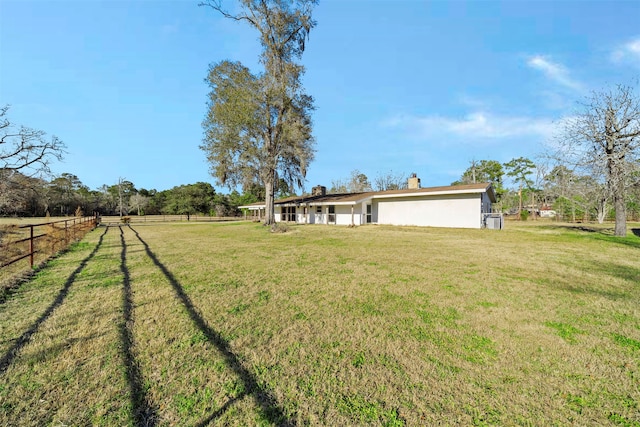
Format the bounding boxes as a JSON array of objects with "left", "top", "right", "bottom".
[
  {"left": 596, "top": 199, "right": 607, "bottom": 224},
  {"left": 264, "top": 170, "right": 276, "bottom": 225},
  {"left": 518, "top": 187, "right": 522, "bottom": 221},
  {"left": 531, "top": 192, "right": 536, "bottom": 221},
  {"left": 614, "top": 193, "right": 627, "bottom": 237}
]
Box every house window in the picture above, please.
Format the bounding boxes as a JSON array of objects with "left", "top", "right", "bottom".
[
  {"left": 281, "top": 206, "right": 296, "bottom": 222},
  {"left": 366, "top": 204, "right": 372, "bottom": 223},
  {"left": 316, "top": 206, "right": 322, "bottom": 214},
  {"left": 328, "top": 205, "right": 336, "bottom": 224}
]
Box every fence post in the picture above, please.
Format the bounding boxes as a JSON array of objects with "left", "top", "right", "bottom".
[{"left": 29, "top": 225, "right": 34, "bottom": 268}]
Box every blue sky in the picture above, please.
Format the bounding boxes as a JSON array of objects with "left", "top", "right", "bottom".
[{"left": 1, "top": 0, "right": 639, "bottom": 193}]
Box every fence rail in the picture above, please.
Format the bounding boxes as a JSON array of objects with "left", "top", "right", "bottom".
[
  {"left": 98, "top": 215, "right": 240, "bottom": 225},
  {"left": 0, "top": 216, "right": 98, "bottom": 270}
]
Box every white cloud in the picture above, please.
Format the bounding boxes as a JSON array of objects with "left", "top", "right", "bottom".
[
  {"left": 611, "top": 37, "right": 640, "bottom": 67},
  {"left": 385, "top": 111, "right": 559, "bottom": 143},
  {"left": 527, "top": 55, "right": 583, "bottom": 91}
]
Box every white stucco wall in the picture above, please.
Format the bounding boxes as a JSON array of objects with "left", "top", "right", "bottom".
[
  {"left": 270, "top": 190, "right": 490, "bottom": 228},
  {"left": 333, "top": 205, "right": 363, "bottom": 226},
  {"left": 375, "top": 194, "right": 482, "bottom": 228}
]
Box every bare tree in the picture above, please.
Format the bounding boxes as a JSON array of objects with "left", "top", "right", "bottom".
[
  {"left": 374, "top": 170, "right": 408, "bottom": 191},
  {"left": 557, "top": 84, "right": 640, "bottom": 236},
  {"left": 330, "top": 169, "right": 373, "bottom": 193},
  {"left": 1, "top": 105, "right": 65, "bottom": 176},
  {"left": 129, "top": 193, "right": 150, "bottom": 216}
]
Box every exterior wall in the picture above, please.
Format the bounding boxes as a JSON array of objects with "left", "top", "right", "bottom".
[
  {"left": 371, "top": 202, "right": 379, "bottom": 224},
  {"left": 333, "top": 205, "right": 363, "bottom": 226},
  {"left": 268, "top": 190, "right": 491, "bottom": 228},
  {"left": 375, "top": 194, "right": 482, "bottom": 228},
  {"left": 481, "top": 192, "right": 493, "bottom": 214}
]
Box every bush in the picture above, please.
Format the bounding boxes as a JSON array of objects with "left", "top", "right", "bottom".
[
  {"left": 520, "top": 210, "right": 529, "bottom": 221},
  {"left": 270, "top": 223, "right": 289, "bottom": 233}
]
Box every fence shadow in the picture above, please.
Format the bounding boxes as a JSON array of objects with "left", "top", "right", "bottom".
[
  {"left": 128, "top": 225, "right": 294, "bottom": 426},
  {"left": 118, "top": 226, "right": 158, "bottom": 426},
  {"left": 0, "top": 226, "right": 109, "bottom": 375}
]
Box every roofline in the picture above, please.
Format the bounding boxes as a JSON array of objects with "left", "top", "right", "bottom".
[
  {"left": 240, "top": 183, "right": 496, "bottom": 208},
  {"left": 372, "top": 187, "right": 490, "bottom": 200}
]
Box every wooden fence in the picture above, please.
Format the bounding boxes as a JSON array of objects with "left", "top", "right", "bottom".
[
  {"left": 0, "top": 216, "right": 98, "bottom": 271},
  {"left": 98, "top": 214, "right": 240, "bottom": 225}
]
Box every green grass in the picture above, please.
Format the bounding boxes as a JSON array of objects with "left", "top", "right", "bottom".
[{"left": 1, "top": 221, "right": 639, "bottom": 426}]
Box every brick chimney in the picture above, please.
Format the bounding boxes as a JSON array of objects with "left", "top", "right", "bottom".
[
  {"left": 312, "top": 185, "right": 326, "bottom": 196},
  {"left": 408, "top": 173, "right": 421, "bottom": 189}
]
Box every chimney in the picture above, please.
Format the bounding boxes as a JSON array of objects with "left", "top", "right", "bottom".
[
  {"left": 408, "top": 173, "right": 421, "bottom": 189},
  {"left": 312, "top": 185, "right": 326, "bottom": 196}
]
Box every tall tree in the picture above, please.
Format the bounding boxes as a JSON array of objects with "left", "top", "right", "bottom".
[
  {"left": 201, "top": 0, "right": 317, "bottom": 225},
  {"left": 0, "top": 170, "right": 45, "bottom": 216},
  {"left": 163, "top": 183, "right": 216, "bottom": 218},
  {"left": 504, "top": 157, "right": 536, "bottom": 217},
  {"left": 348, "top": 170, "right": 372, "bottom": 193},
  {"left": 1, "top": 105, "right": 65, "bottom": 176},
  {"left": 330, "top": 169, "right": 372, "bottom": 193},
  {"left": 48, "top": 173, "right": 86, "bottom": 216},
  {"left": 452, "top": 159, "right": 505, "bottom": 199},
  {"left": 556, "top": 84, "right": 640, "bottom": 236},
  {"left": 105, "top": 179, "right": 136, "bottom": 217}
]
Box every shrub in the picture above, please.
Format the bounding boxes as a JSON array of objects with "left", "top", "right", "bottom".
[
  {"left": 270, "top": 223, "right": 289, "bottom": 233},
  {"left": 520, "top": 210, "right": 530, "bottom": 221}
]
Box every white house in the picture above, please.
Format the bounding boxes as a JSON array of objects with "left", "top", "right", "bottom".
[{"left": 240, "top": 178, "right": 500, "bottom": 229}]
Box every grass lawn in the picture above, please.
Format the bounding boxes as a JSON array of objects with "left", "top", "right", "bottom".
[{"left": 1, "top": 221, "right": 639, "bottom": 426}]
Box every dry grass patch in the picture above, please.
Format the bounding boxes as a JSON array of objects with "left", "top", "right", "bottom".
[
  {"left": 1, "top": 218, "right": 97, "bottom": 300},
  {"left": 1, "top": 221, "right": 639, "bottom": 426}
]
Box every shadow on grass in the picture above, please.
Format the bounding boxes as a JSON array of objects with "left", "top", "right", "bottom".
[
  {"left": 118, "top": 226, "right": 158, "bottom": 427},
  {"left": 128, "top": 225, "right": 294, "bottom": 426},
  {"left": 588, "top": 260, "right": 640, "bottom": 286},
  {"left": 547, "top": 224, "right": 610, "bottom": 234},
  {"left": 552, "top": 258, "right": 639, "bottom": 300},
  {"left": 591, "top": 232, "right": 640, "bottom": 249},
  {"left": 0, "top": 226, "right": 109, "bottom": 375},
  {"left": 547, "top": 224, "right": 640, "bottom": 249},
  {"left": 557, "top": 283, "right": 630, "bottom": 301}
]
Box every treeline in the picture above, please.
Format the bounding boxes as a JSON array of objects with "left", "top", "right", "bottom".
[
  {"left": 3, "top": 162, "right": 639, "bottom": 222},
  {"left": 0, "top": 170, "right": 261, "bottom": 217},
  {"left": 450, "top": 158, "right": 640, "bottom": 222}
]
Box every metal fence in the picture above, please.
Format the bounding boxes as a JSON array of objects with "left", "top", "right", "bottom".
[{"left": 0, "top": 216, "right": 98, "bottom": 270}]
